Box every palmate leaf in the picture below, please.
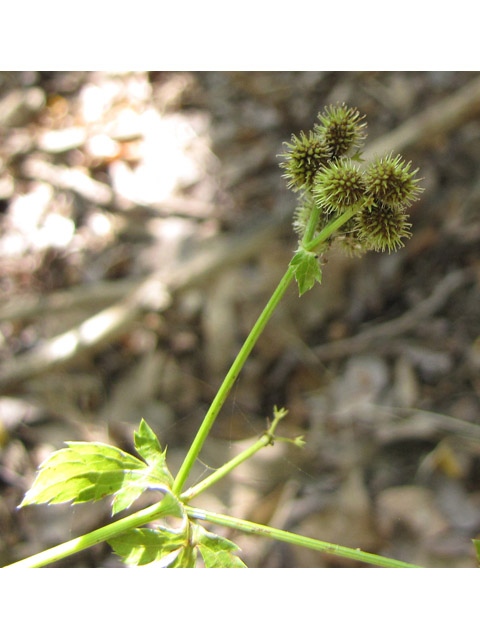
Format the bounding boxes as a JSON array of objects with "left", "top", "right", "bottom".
[
  {"left": 20, "top": 419, "right": 174, "bottom": 515},
  {"left": 290, "top": 248, "right": 322, "bottom": 296}
]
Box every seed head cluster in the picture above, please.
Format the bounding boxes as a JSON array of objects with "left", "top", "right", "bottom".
[{"left": 279, "top": 103, "right": 423, "bottom": 254}]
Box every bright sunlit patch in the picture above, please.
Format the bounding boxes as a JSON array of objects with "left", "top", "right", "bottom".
[
  {"left": 87, "top": 210, "right": 116, "bottom": 238},
  {"left": 34, "top": 212, "right": 75, "bottom": 249},
  {"left": 79, "top": 307, "right": 123, "bottom": 344},
  {"left": 109, "top": 109, "right": 204, "bottom": 205},
  {"left": 43, "top": 331, "right": 78, "bottom": 361}
]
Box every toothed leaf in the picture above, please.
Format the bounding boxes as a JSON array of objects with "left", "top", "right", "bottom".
[
  {"left": 194, "top": 524, "right": 247, "bottom": 568},
  {"left": 290, "top": 249, "right": 322, "bottom": 296},
  {"left": 109, "top": 525, "right": 186, "bottom": 566},
  {"left": 19, "top": 442, "right": 146, "bottom": 507}
]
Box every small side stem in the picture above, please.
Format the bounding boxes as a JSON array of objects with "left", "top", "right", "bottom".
[
  {"left": 181, "top": 408, "right": 289, "bottom": 502},
  {"left": 186, "top": 507, "right": 420, "bottom": 569},
  {"left": 304, "top": 206, "right": 360, "bottom": 253},
  {"left": 172, "top": 266, "right": 295, "bottom": 495},
  {"left": 302, "top": 203, "right": 321, "bottom": 245}
]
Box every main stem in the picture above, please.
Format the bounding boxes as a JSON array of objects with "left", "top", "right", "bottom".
[
  {"left": 172, "top": 265, "right": 295, "bottom": 494},
  {"left": 172, "top": 204, "right": 360, "bottom": 496}
]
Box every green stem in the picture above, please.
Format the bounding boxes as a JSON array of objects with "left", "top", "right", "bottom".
[
  {"left": 186, "top": 506, "right": 420, "bottom": 569},
  {"left": 303, "top": 203, "right": 321, "bottom": 245},
  {"left": 3, "top": 497, "right": 175, "bottom": 569},
  {"left": 304, "top": 206, "right": 359, "bottom": 253},
  {"left": 172, "top": 266, "right": 296, "bottom": 495},
  {"left": 181, "top": 408, "right": 288, "bottom": 503},
  {"left": 172, "top": 204, "right": 360, "bottom": 496}
]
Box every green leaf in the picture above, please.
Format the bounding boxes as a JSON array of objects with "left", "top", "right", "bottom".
[
  {"left": 110, "top": 483, "right": 150, "bottom": 515},
  {"left": 168, "top": 545, "right": 197, "bottom": 568},
  {"left": 290, "top": 248, "right": 322, "bottom": 296},
  {"left": 111, "top": 421, "right": 173, "bottom": 515},
  {"left": 20, "top": 420, "right": 176, "bottom": 515},
  {"left": 194, "top": 524, "right": 247, "bottom": 568},
  {"left": 108, "top": 526, "right": 186, "bottom": 566},
  {"left": 19, "top": 442, "right": 146, "bottom": 507},
  {"left": 134, "top": 419, "right": 169, "bottom": 476}
]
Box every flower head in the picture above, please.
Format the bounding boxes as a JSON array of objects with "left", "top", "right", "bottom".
[
  {"left": 279, "top": 130, "right": 330, "bottom": 192},
  {"left": 356, "top": 198, "right": 412, "bottom": 253},
  {"left": 364, "top": 153, "right": 423, "bottom": 208},
  {"left": 313, "top": 158, "right": 366, "bottom": 214},
  {"left": 315, "top": 104, "right": 366, "bottom": 159}
]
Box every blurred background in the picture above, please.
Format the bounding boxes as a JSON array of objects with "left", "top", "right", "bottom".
[{"left": 1, "top": 70, "right": 480, "bottom": 567}]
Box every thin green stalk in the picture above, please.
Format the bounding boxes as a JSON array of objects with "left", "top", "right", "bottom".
[
  {"left": 172, "top": 266, "right": 296, "bottom": 495},
  {"left": 304, "top": 206, "right": 360, "bottom": 253},
  {"left": 302, "top": 203, "right": 321, "bottom": 245},
  {"left": 186, "top": 506, "right": 420, "bottom": 569},
  {"left": 181, "top": 407, "right": 290, "bottom": 503},
  {"left": 3, "top": 497, "right": 175, "bottom": 569},
  {"left": 180, "top": 438, "right": 267, "bottom": 503}
]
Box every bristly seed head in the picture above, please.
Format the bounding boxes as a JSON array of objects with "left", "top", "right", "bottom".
[
  {"left": 313, "top": 158, "right": 367, "bottom": 214},
  {"left": 279, "top": 130, "right": 330, "bottom": 192},
  {"left": 315, "top": 103, "right": 367, "bottom": 159},
  {"left": 364, "top": 153, "right": 423, "bottom": 208},
  {"left": 356, "top": 198, "right": 412, "bottom": 253},
  {"left": 279, "top": 104, "right": 423, "bottom": 258}
]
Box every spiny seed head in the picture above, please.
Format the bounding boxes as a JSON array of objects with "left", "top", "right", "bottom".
[
  {"left": 356, "top": 198, "right": 412, "bottom": 253},
  {"left": 313, "top": 158, "right": 367, "bottom": 214},
  {"left": 279, "top": 130, "right": 330, "bottom": 192},
  {"left": 315, "top": 103, "right": 367, "bottom": 159},
  {"left": 364, "top": 153, "right": 423, "bottom": 208}
]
